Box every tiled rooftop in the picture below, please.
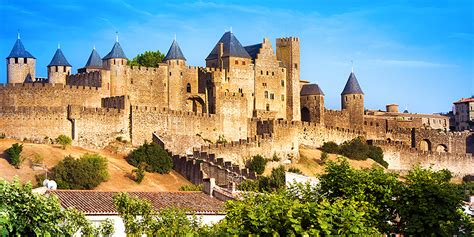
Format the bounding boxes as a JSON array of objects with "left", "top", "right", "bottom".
[{"left": 48, "top": 190, "right": 225, "bottom": 215}]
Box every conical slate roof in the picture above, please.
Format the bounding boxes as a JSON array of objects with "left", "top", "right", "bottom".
[
  {"left": 7, "top": 39, "right": 35, "bottom": 59},
  {"left": 341, "top": 72, "right": 364, "bottom": 95},
  {"left": 85, "top": 48, "right": 103, "bottom": 68},
  {"left": 206, "top": 31, "right": 251, "bottom": 60},
  {"left": 48, "top": 48, "right": 71, "bottom": 67},
  {"left": 164, "top": 40, "right": 186, "bottom": 61},
  {"left": 103, "top": 42, "right": 127, "bottom": 60},
  {"left": 301, "top": 84, "right": 325, "bottom": 96}
]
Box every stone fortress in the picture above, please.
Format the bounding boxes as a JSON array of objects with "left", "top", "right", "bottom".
[{"left": 1, "top": 31, "right": 472, "bottom": 184}]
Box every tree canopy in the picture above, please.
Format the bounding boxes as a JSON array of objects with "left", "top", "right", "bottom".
[{"left": 127, "top": 50, "right": 165, "bottom": 67}]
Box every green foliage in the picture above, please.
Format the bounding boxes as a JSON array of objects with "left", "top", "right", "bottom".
[
  {"left": 51, "top": 154, "right": 109, "bottom": 189},
  {"left": 113, "top": 192, "right": 202, "bottom": 236},
  {"left": 5, "top": 143, "right": 23, "bottom": 168},
  {"left": 319, "top": 158, "right": 401, "bottom": 232},
  {"left": 396, "top": 167, "right": 467, "bottom": 236},
  {"left": 238, "top": 165, "right": 286, "bottom": 192},
  {"left": 179, "top": 184, "right": 203, "bottom": 191},
  {"left": 248, "top": 154, "right": 267, "bottom": 175},
  {"left": 320, "top": 141, "right": 340, "bottom": 153},
  {"left": 272, "top": 153, "right": 281, "bottom": 162},
  {"left": 288, "top": 167, "right": 303, "bottom": 174},
  {"left": 0, "top": 179, "right": 94, "bottom": 236},
  {"left": 339, "top": 137, "right": 369, "bottom": 160},
  {"left": 127, "top": 142, "right": 173, "bottom": 174},
  {"left": 132, "top": 162, "right": 146, "bottom": 184},
  {"left": 367, "top": 145, "right": 388, "bottom": 168},
  {"left": 127, "top": 50, "right": 165, "bottom": 67},
  {"left": 99, "top": 219, "right": 115, "bottom": 237},
  {"left": 55, "top": 134, "right": 72, "bottom": 149},
  {"left": 320, "top": 151, "right": 329, "bottom": 162}
]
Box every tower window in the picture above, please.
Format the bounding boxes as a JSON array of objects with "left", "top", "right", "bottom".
[
  {"left": 238, "top": 88, "right": 243, "bottom": 93},
  {"left": 242, "top": 61, "right": 246, "bottom": 65},
  {"left": 23, "top": 58, "right": 27, "bottom": 64},
  {"left": 169, "top": 72, "right": 172, "bottom": 76},
  {"left": 270, "top": 93, "right": 274, "bottom": 100},
  {"left": 345, "top": 96, "right": 348, "bottom": 102},
  {"left": 264, "top": 91, "right": 268, "bottom": 99},
  {"left": 266, "top": 104, "right": 270, "bottom": 111},
  {"left": 113, "top": 59, "right": 116, "bottom": 65},
  {"left": 281, "top": 80, "right": 284, "bottom": 87},
  {"left": 180, "top": 72, "right": 183, "bottom": 76},
  {"left": 266, "top": 71, "right": 269, "bottom": 76},
  {"left": 235, "top": 60, "right": 239, "bottom": 65},
  {"left": 55, "top": 66, "right": 58, "bottom": 72},
  {"left": 294, "top": 63, "right": 298, "bottom": 69},
  {"left": 63, "top": 66, "right": 66, "bottom": 72},
  {"left": 260, "top": 70, "right": 263, "bottom": 75},
  {"left": 187, "top": 83, "right": 191, "bottom": 93},
  {"left": 14, "top": 58, "right": 18, "bottom": 64},
  {"left": 281, "top": 95, "right": 285, "bottom": 101},
  {"left": 272, "top": 72, "right": 274, "bottom": 76},
  {"left": 353, "top": 95, "right": 356, "bottom": 99}
]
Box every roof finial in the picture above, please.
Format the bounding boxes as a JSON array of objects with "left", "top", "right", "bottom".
[
  {"left": 351, "top": 60, "right": 354, "bottom": 73},
  {"left": 230, "top": 26, "right": 233, "bottom": 33},
  {"left": 93, "top": 45, "right": 96, "bottom": 50},
  {"left": 17, "top": 30, "right": 20, "bottom": 39},
  {"left": 58, "top": 43, "right": 60, "bottom": 49},
  {"left": 116, "top": 31, "right": 119, "bottom": 42}
]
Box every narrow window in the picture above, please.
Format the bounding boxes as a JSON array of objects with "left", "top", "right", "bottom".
[
  {"left": 180, "top": 72, "right": 183, "bottom": 76},
  {"left": 353, "top": 95, "right": 356, "bottom": 99},
  {"left": 113, "top": 59, "right": 116, "bottom": 65},
  {"left": 187, "top": 83, "right": 191, "bottom": 93},
  {"left": 261, "top": 70, "right": 263, "bottom": 75},
  {"left": 23, "top": 58, "right": 27, "bottom": 64},
  {"left": 14, "top": 58, "right": 18, "bottom": 64},
  {"left": 266, "top": 104, "right": 270, "bottom": 111},
  {"left": 169, "top": 72, "right": 172, "bottom": 76},
  {"left": 281, "top": 95, "right": 285, "bottom": 101},
  {"left": 345, "top": 96, "right": 348, "bottom": 102},
  {"left": 242, "top": 61, "right": 246, "bottom": 65},
  {"left": 63, "top": 66, "right": 66, "bottom": 72},
  {"left": 264, "top": 91, "right": 268, "bottom": 99},
  {"left": 235, "top": 60, "right": 239, "bottom": 65},
  {"left": 55, "top": 66, "right": 58, "bottom": 72},
  {"left": 270, "top": 93, "right": 274, "bottom": 100},
  {"left": 281, "top": 80, "right": 284, "bottom": 87},
  {"left": 294, "top": 63, "right": 298, "bottom": 69},
  {"left": 131, "top": 79, "right": 133, "bottom": 84},
  {"left": 150, "top": 80, "right": 153, "bottom": 85},
  {"left": 266, "top": 71, "right": 269, "bottom": 76},
  {"left": 272, "top": 72, "right": 274, "bottom": 76}
]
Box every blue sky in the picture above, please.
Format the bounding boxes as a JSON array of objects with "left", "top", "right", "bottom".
[{"left": 0, "top": 0, "right": 473, "bottom": 113}]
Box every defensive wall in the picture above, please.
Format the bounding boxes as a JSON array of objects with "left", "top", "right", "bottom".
[{"left": 66, "top": 71, "right": 102, "bottom": 88}]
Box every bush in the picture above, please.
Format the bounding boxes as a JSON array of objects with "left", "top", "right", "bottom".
[
  {"left": 320, "top": 151, "right": 329, "bottom": 162},
  {"left": 6, "top": 143, "right": 23, "bottom": 168},
  {"left": 132, "top": 162, "right": 146, "bottom": 184},
  {"left": 51, "top": 154, "right": 109, "bottom": 189},
  {"left": 288, "top": 167, "right": 303, "bottom": 174},
  {"left": 272, "top": 153, "right": 281, "bottom": 162},
  {"left": 179, "top": 184, "right": 203, "bottom": 191},
  {"left": 55, "top": 135, "right": 72, "bottom": 149},
  {"left": 321, "top": 141, "right": 340, "bottom": 154},
  {"left": 367, "top": 146, "right": 388, "bottom": 168},
  {"left": 339, "top": 137, "right": 369, "bottom": 160},
  {"left": 127, "top": 142, "right": 173, "bottom": 174},
  {"left": 248, "top": 155, "right": 267, "bottom": 175}
]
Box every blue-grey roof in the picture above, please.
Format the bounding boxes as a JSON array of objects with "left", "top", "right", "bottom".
[
  {"left": 103, "top": 42, "right": 127, "bottom": 60},
  {"left": 341, "top": 72, "right": 364, "bottom": 95},
  {"left": 85, "top": 48, "right": 103, "bottom": 68},
  {"left": 48, "top": 48, "right": 71, "bottom": 67},
  {"left": 301, "top": 84, "right": 325, "bottom": 96},
  {"left": 164, "top": 40, "right": 186, "bottom": 61},
  {"left": 206, "top": 31, "right": 251, "bottom": 60},
  {"left": 244, "top": 43, "right": 262, "bottom": 60},
  {"left": 6, "top": 39, "right": 35, "bottom": 59}
]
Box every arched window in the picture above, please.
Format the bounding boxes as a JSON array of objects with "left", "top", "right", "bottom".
[{"left": 186, "top": 83, "right": 191, "bottom": 93}]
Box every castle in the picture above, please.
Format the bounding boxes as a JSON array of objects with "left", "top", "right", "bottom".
[{"left": 1, "top": 31, "right": 472, "bottom": 182}]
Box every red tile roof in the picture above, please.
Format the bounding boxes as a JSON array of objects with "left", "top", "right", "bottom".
[
  {"left": 48, "top": 190, "right": 225, "bottom": 215},
  {"left": 454, "top": 97, "right": 474, "bottom": 104}
]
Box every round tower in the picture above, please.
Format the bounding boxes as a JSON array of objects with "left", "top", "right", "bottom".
[
  {"left": 164, "top": 39, "right": 187, "bottom": 110},
  {"left": 47, "top": 44, "right": 71, "bottom": 84},
  {"left": 300, "top": 83, "right": 325, "bottom": 124},
  {"left": 6, "top": 33, "right": 36, "bottom": 83},
  {"left": 103, "top": 34, "right": 127, "bottom": 96},
  {"left": 341, "top": 71, "right": 364, "bottom": 127}
]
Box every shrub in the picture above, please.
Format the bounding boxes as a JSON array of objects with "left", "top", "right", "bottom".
[
  {"left": 321, "top": 141, "right": 340, "bottom": 154},
  {"left": 132, "top": 162, "right": 146, "bottom": 184},
  {"left": 51, "top": 154, "right": 109, "bottom": 189},
  {"left": 288, "top": 167, "right": 303, "bottom": 174},
  {"left": 55, "top": 135, "right": 72, "bottom": 149},
  {"left": 272, "top": 153, "right": 281, "bottom": 162},
  {"left": 367, "top": 145, "right": 388, "bottom": 168},
  {"left": 339, "top": 137, "right": 369, "bottom": 160},
  {"left": 6, "top": 143, "right": 23, "bottom": 168},
  {"left": 237, "top": 179, "right": 260, "bottom": 191},
  {"left": 179, "top": 184, "right": 203, "bottom": 191},
  {"left": 127, "top": 142, "right": 173, "bottom": 174},
  {"left": 320, "top": 151, "right": 329, "bottom": 162},
  {"left": 248, "top": 155, "right": 267, "bottom": 175}
]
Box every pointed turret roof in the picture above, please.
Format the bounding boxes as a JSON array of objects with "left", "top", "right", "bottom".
[
  {"left": 164, "top": 39, "right": 186, "bottom": 61},
  {"left": 103, "top": 42, "right": 127, "bottom": 60},
  {"left": 85, "top": 48, "right": 103, "bottom": 68},
  {"left": 206, "top": 31, "right": 251, "bottom": 60},
  {"left": 301, "top": 84, "right": 325, "bottom": 96},
  {"left": 7, "top": 38, "right": 35, "bottom": 59},
  {"left": 341, "top": 72, "right": 364, "bottom": 95},
  {"left": 48, "top": 47, "right": 71, "bottom": 67}
]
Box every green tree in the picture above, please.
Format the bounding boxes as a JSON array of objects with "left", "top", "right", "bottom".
[
  {"left": 132, "top": 162, "right": 147, "bottom": 184},
  {"left": 320, "top": 141, "right": 340, "bottom": 154},
  {"left": 127, "top": 142, "right": 173, "bottom": 174},
  {"left": 5, "top": 143, "right": 23, "bottom": 168},
  {"left": 320, "top": 151, "right": 329, "bottom": 162},
  {"left": 367, "top": 145, "right": 388, "bottom": 168},
  {"left": 288, "top": 167, "right": 303, "bottom": 174},
  {"left": 339, "top": 137, "right": 369, "bottom": 160},
  {"left": 55, "top": 134, "right": 72, "bottom": 150},
  {"left": 128, "top": 50, "right": 165, "bottom": 67},
  {"left": 396, "top": 167, "right": 469, "bottom": 236},
  {"left": 51, "top": 154, "right": 109, "bottom": 189},
  {"left": 248, "top": 154, "right": 267, "bottom": 175}
]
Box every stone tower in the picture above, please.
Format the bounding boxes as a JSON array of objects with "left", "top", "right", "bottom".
[
  {"left": 47, "top": 45, "right": 71, "bottom": 84},
  {"left": 341, "top": 71, "right": 364, "bottom": 127},
  {"left": 164, "top": 39, "right": 187, "bottom": 110},
  {"left": 276, "top": 37, "right": 301, "bottom": 121},
  {"left": 79, "top": 47, "right": 103, "bottom": 73},
  {"left": 300, "top": 84, "right": 325, "bottom": 124},
  {"left": 6, "top": 34, "right": 36, "bottom": 83},
  {"left": 103, "top": 35, "right": 127, "bottom": 96},
  {"left": 205, "top": 31, "right": 252, "bottom": 70}
]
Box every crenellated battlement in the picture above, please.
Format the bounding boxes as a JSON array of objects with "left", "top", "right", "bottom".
[
  {"left": 276, "top": 37, "right": 300, "bottom": 43},
  {"left": 0, "top": 82, "right": 100, "bottom": 91},
  {"left": 131, "top": 105, "right": 217, "bottom": 119},
  {"left": 0, "top": 106, "right": 67, "bottom": 120},
  {"left": 68, "top": 71, "right": 101, "bottom": 80}
]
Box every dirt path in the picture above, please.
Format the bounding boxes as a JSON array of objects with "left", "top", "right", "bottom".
[{"left": 0, "top": 139, "right": 191, "bottom": 191}]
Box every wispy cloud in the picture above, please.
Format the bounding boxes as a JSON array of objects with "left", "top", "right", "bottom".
[{"left": 368, "top": 59, "right": 459, "bottom": 68}]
